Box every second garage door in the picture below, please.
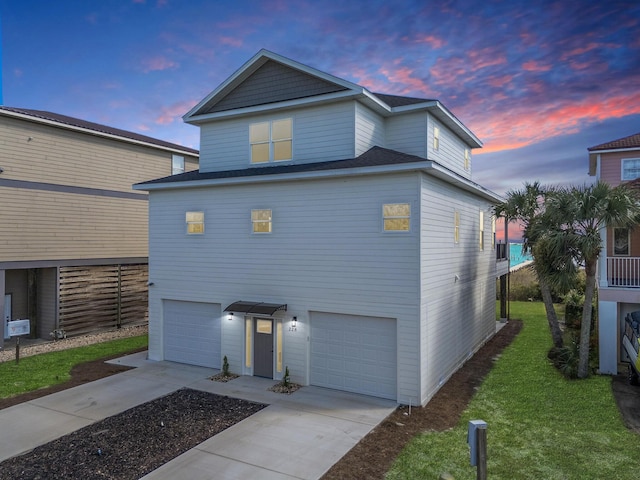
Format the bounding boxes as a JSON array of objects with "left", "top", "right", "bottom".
[
  {"left": 163, "top": 300, "right": 221, "bottom": 368},
  {"left": 310, "top": 312, "right": 397, "bottom": 400}
]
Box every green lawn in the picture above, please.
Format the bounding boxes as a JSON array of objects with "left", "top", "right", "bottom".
[
  {"left": 0, "top": 334, "right": 148, "bottom": 399},
  {"left": 387, "top": 302, "right": 640, "bottom": 480}
]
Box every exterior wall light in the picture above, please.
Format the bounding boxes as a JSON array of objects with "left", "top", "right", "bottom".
[
  {"left": 292, "top": 316, "right": 297, "bottom": 327},
  {"left": 228, "top": 312, "right": 234, "bottom": 321}
]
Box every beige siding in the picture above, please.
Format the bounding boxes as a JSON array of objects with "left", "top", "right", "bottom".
[
  {"left": 0, "top": 186, "right": 148, "bottom": 262},
  {"left": 0, "top": 116, "right": 197, "bottom": 192}
]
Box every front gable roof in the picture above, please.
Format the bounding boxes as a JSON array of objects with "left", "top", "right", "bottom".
[{"left": 184, "top": 50, "right": 482, "bottom": 148}]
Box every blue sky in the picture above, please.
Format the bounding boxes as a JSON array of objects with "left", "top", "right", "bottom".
[{"left": 0, "top": 0, "right": 638, "bottom": 195}]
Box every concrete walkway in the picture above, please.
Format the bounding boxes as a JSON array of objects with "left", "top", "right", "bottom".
[{"left": 0, "top": 352, "right": 396, "bottom": 479}]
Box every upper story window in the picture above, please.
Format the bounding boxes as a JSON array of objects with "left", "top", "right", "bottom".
[
  {"left": 622, "top": 158, "right": 640, "bottom": 181},
  {"left": 186, "top": 211, "right": 204, "bottom": 235},
  {"left": 433, "top": 126, "right": 440, "bottom": 151},
  {"left": 383, "top": 203, "right": 410, "bottom": 231},
  {"left": 172, "top": 155, "right": 185, "bottom": 174},
  {"left": 614, "top": 228, "right": 630, "bottom": 256},
  {"left": 464, "top": 149, "right": 470, "bottom": 171},
  {"left": 250, "top": 118, "right": 292, "bottom": 164},
  {"left": 491, "top": 215, "right": 496, "bottom": 249},
  {"left": 252, "top": 209, "right": 272, "bottom": 233}
]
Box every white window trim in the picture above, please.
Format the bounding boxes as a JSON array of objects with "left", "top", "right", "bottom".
[
  {"left": 250, "top": 118, "right": 292, "bottom": 164},
  {"left": 172, "top": 154, "right": 185, "bottom": 175},
  {"left": 454, "top": 210, "right": 460, "bottom": 244},
  {"left": 479, "top": 210, "right": 485, "bottom": 251},
  {"left": 464, "top": 148, "right": 470, "bottom": 171},
  {"left": 251, "top": 209, "right": 273, "bottom": 234},
  {"left": 186, "top": 211, "right": 204, "bottom": 235},
  {"left": 382, "top": 203, "right": 411, "bottom": 232},
  {"left": 621, "top": 158, "right": 640, "bottom": 181},
  {"left": 433, "top": 126, "right": 440, "bottom": 151},
  {"left": 613, "top": 227, "right": 631, "bottom": 256}
]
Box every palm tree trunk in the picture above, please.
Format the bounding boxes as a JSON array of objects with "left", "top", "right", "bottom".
[
  {"left": 539, "top": 276, "right": 564, "bottom": 348},
  {"left": 578, "top": 259, "right": 597, "bottom": 378}
]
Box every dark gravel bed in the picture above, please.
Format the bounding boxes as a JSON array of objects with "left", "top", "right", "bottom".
[{"left": 0, "top": 388, "right": 266, "bottom": 479}]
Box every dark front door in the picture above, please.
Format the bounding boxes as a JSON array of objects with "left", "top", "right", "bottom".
[{"left": 253, "top": 318, "right": 274, "bottom": 378}]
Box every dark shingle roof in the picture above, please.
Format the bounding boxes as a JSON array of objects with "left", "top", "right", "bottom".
[
  {"left": 137, "top": 146, "right": 426, "bottom": 187},
  {"left": 372, "top": 92, "right": 435, "bottom": 107},
  {"left": 588, "top": 132, "right": 640, "bottom": 151},
  {"left": 0, "top": 106, "right": 199, "bottom": 155}
]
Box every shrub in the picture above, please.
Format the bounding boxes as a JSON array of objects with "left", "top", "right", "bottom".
[{"left": 222, "top": 355, "right": 230, "bottom": 376}]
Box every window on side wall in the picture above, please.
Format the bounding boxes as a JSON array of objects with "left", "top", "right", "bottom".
[
  {"left": 250, "top": 118, "right": 292, "bottom": 164},
  {"left": 479, "top": 210, "right": 485, "bottom": 251},
  {"left": 252, "top": 209, "right": 272, "bottom": 233},
  {"left": 454, "top": 211, "right": 460, "bottom": 243},
  {"left": 464, "top": 148, "right": 470, "bottom": 170},
  {"left": 433, "top": 126, "right": 440, "bottom": 151},
  {"left": 186, "top": 211, "right": 204, "bottom": 235},
  {"left": 172, "top": 155, "right": 185, "bottom": 174},
  {"left": 383, "top": 203, "right": 410, "bottom": 231},
  {"left": 614, "top": 228, "right": 630, "bottom": 256},
  {"left": 622, "top": 159, "right": 640, "bottom": 181}
]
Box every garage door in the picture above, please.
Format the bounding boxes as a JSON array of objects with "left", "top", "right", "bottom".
[
  {"left": 310, "top": 312, "right": 397, "bottom": 400},
  {"left": 163, "top": 300, "right": 221, "bottom": 368}
]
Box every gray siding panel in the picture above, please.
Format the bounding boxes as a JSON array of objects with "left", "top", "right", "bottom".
[
  {"left": 386, "top": 113, "right": 427, "bottom": 158},
  {"left": 206, "top": 60, "right": 348, "bottom": 113},
  {"left": 355, "top": 103, "right": 385, "bottom": 156},
  {"left": 428, "top": 114, "right": 472, "bottom": 179}
]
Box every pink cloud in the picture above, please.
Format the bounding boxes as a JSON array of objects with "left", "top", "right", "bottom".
[
  {"left": 219, "top": 36, "right": 243, "bottom": 48},
  {"left": 411, "top": 34, "right": 446, "bottom": 49},
  {"left": 155, "top": 99, "right": 199, "bottom": 125},
  {"left": 522, "top": 60, "right": 551, "bottom": 72},
  {"left": 140, "top": 56, "right": 179, "bottom": 73},
  {"left": 487, "top": 75, "right": 514, "bottom": 88},
  {"left": 136, "top": 124, "right": 151, "bottom": 131}
]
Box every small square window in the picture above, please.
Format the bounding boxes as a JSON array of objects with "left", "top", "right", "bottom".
[
  {"left": 186, "top": 211, "right": 204, "bottom": 234},
  {"left": 383, "top": 203, "right": 410, "bottom": 231},
  {"left": 252, "top": 209, "right": 272, "bottom": 233},
  {"left": 250, "top": 119, "right": 292, "bottom": 163},
  {"left": 434, "top": 126, "right": 440, "bottom": 151},
  {"left": 172, "top": 155, "right": 185, "bottom": 175}
]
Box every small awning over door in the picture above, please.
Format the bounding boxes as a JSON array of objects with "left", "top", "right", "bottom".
[{"left": 224, "top": 301, "right": 287, "bottom": 316}]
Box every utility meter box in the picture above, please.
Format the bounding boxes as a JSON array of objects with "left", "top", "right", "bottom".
[{"left": 467, "top": 419, "right": 487, "bottom": 466}]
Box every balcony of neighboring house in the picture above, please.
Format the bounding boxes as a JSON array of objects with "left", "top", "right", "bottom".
[{"left": 602, "top": 227, "right": 640, "bottom": 289}]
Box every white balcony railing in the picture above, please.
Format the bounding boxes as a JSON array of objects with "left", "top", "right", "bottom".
[{"left": 607, "top": 257, "right": 640, "bottom": 287}]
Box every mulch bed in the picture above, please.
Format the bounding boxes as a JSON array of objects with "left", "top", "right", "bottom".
[
  {"left": 0, "top": 388, "right": 266, "bottom": 479},
  {"left": 322, "top": 319, "right": 523, "bottom": 480}
]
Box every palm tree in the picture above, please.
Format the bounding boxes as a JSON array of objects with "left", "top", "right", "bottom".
[
  {"left": 543, "top": 182, "right": 640, "bottom": 378},
  {"left": 494, "top": 182, "right": 571, "bottom": 349}
]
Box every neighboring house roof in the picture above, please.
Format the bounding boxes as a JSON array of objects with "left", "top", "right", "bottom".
[
  {"left": 0, "top": 106, "right": 199, "bottom": 156},
  {"left": 588, "top": 132, "right": 640, "bottom": 151},
  {"left": 183, "top": 49, "right": 482, "bottom": 149},
  {"left": 588, "top": 132, "right": 640, "bottom": 176},
  {"left": 135, "top": 146, "right": 502, "bottom": 202}
]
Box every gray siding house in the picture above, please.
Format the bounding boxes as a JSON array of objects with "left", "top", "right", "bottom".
[{"left": 135, "top": 50, "right": 502, "bottom": 405}]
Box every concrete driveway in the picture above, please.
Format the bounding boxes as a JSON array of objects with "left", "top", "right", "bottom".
[{"left": 0, "top": 352, "right": 396, "bottom": 479}]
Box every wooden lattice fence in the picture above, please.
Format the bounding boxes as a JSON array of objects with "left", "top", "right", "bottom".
[{"left": 59, "top": 264, "right": 148, "bottom": 336}]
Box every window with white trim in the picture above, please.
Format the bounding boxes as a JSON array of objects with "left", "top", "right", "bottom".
[
  {"left": 454, "top": 211, "right": 460, "bottom": 243},
  {"left": 186, "top": 211, "right": 204, "bottom": 234},
  {"left": 464, "top": 148, "right": 470, "bottom": 170},
  {"left": 479, "top": 210, "right": 485, "bottom": 251},
  {"left": 614, "top": 228, "right": 630, "bottom": 256},
  {"left": 172, "top": 154, "right": 185, "bottom": 174},
  {"left": 492, "top": 215, "right": 496, "bottom": 248},
  {"left": 433, "top": 126, "right": 440, "bottom": 151},
  {"left": 250, "top": 118, "right": 292, "bottom": 163},
  {"left": 383, "top": 203, "right": 410, "bottom": 231},
  {"left": 622, "top": 158, "right": 640, "bottom": 181},
  {"left": 251, "top": 209, "right": 272, "bottom": 233}
]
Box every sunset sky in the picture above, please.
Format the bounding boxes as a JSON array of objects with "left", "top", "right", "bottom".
[{"left": 0, "top": 0, "right": 638, "bottom": 195}]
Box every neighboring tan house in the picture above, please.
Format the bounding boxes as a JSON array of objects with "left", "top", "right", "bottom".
[
  {"left": 588, "top": 132, "right": 640, "bottom": 375},
  {"left": 0, "top": 106, "right": 198, "bottom": 347},
  {"left": 135, "top": 50, "right": 504, "bottom": 405}
]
